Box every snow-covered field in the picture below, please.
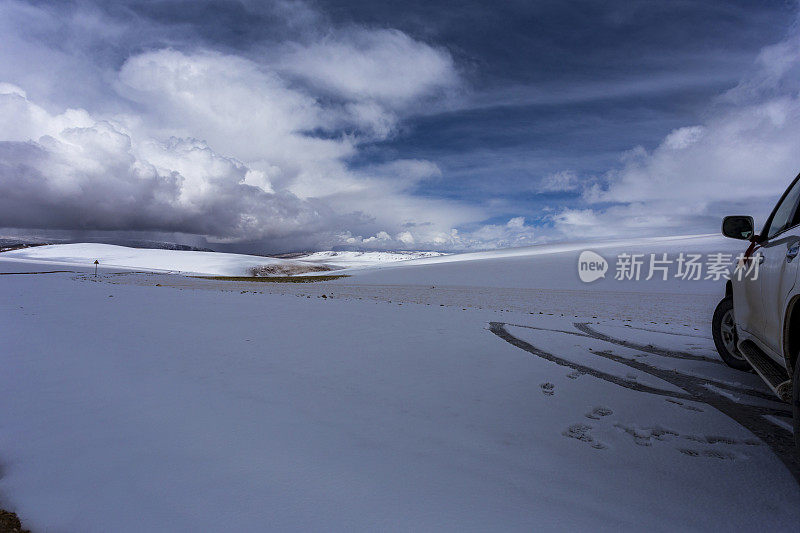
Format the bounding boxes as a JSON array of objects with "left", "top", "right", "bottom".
[
  {"left": 1, "top": 236, "right": 799, "bottom": 531},
  {"left": 0, "top": 243, "right": 447, "bottom": 276},
  {"left": 287, "top": 250, "right": 447, "bottom": 268},
  {"left": 0, "top": 242, "right": 303, "bottom": 276},
  {"left": 334, "top": 233, "right": 742, "bottom": 293}
]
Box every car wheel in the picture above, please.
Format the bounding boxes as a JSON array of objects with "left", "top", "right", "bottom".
[{"left": 712, "top": 296, "right": 751, "bottom": 371}]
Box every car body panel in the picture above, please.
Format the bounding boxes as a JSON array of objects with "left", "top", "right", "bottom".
[
  {"left": 759, "top": 230, "right": 800, "bottom": 362},
  {"left": 728, "top": 172, "right": 800, "bottom": 378},
  {"left": 734, "top": 298, "right": 782, "bottom": 363},
  {"left": 731, "top": 242, "right": 765, "bottom": 341}
]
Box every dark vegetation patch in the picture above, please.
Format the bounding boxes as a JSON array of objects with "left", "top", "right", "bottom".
[
  {"left": 193, "top": 274, "right": 349, "bottom": 283},
  {"left": 0, "top": 510, "right": 29, "bottom": 533},
  {"left": 248, "top": 263, "right": 339, "bottom": 277},
  {"left": 0, "top": 243, "right": 48, "bottom": 253},
  {"left": 0, "top": 271, "right": 75, "bottom": 275}
]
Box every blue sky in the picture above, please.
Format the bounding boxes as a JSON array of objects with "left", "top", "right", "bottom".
[{"left": 1, "top": 0, "right": 799, "bottom": 251}]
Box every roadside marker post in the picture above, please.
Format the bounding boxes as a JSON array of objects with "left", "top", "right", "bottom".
[{"left": 94, "top": 259, "right": 99, "bottom": 277}]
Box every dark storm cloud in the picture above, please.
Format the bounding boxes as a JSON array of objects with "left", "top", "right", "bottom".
[
  {"left": 0, "top": 136, "right": 335, "bottom": 238},
  {"left": 1, "top": 0, "right": 799, "bottom": 250}
]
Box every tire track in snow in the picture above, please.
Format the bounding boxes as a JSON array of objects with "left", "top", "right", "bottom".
[
  {"left": 574, "top": 322, "right": 722, "bottom": 364},
  {"left": 488, "top": 321, "right": 800, "bottom": 484},
  {"left": 504, "top": 321, "right": 776, "bottom": 403}
]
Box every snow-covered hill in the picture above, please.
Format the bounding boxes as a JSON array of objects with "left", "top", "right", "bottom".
[
  {"left": 335, "top": 233, "right": 744, "bottom": 294},
  {"left": 288, "top": 250, "right": 447, "bottom": 268},
  {"left": 0, "top": 244, "right": 448, "bottom": 276},
  {"left": 0, "top": 235, "right": 743, "bottom": 290},
  {"left": 0, "top": 243, "right": 306, "bottom": 276}
]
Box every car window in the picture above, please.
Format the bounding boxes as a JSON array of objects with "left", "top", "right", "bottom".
[{"left": 766, "top": 178, "right": 800, "bottom": 239}]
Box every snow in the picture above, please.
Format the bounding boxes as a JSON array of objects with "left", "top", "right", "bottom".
[
  {"left": 333, "top": 233, "right": 744, "bottom": 294},
  {"left": 0, "top": 244, "right": 447, "bottom": 275},
  {"left": 0, "top": 243, "right": 309, "bottom": 276},
  {"left": 289, "top": 250, "right": 447, "bottom": 268},
  {"left": 1, "top": 234, "right": 798, "bottom": 531},
  {"left": 0, "top": 234, "right": 741, "bottom": 287}
]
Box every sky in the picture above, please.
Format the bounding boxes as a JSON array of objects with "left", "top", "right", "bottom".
[{"left": 1, "top": 0, "right": 799, "bottom": 252}]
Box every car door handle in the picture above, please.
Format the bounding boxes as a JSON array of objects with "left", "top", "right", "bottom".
[{"left": 787, "top": 243, "right": 800, "bottom": 261}]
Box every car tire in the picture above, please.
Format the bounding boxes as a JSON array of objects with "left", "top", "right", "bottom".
[{"left": 712, "top": 296, "right": 751, "bottom": 371}]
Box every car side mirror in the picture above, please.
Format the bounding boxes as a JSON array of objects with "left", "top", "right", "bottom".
[{"left": 722, "top": 215, "right": 755, "bottom": 240}]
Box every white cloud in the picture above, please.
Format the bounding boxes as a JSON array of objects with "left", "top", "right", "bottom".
[
  {"left": 362, "top": 231, "right": 392, "bottom": 243},
  {"left": 539, "top": 170, "right": 581, "bottom": 192},
  {"left": 0, "top": 3, "right": 484, "bottom": 251},
  {"left": 278, "top": 28, "right": 460, "bottom": 106},
  {"left": 335, "top": 216, "right": 538, "bottom": 251},
  {"left": 662, "top": 126, "right": 704, "bottom": 150},
  {"left": 506, "top": 216, "right": 526, "bottom": 228},
  {"left": 116, "top": 49, "right": 349, "bottom": 172},
  {"left": 0, "top": 82, "right": 25, "bottom": 98},
  {"left": 457, "top": 217, "right": 536, "bottom": 249},
  {"left": 551, "top": 18, "right": 800, "bottom": 239},
  {"left": 396, "top": 231, "right": 415, "bottom": 245},
  {"left": 8, "top": 0, "right": 791, "bottom": 250},
  {"left": 0, "top": 93, "right": 325, "bottom": 239}
]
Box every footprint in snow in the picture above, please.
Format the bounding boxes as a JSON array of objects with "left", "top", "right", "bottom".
[
  {"left": 540, "top": 382, "right": 555, "bottom": 396},
  {"left": 585, "top": 406, "right": 613, "bottom": 420},
  {"left": 562, "top": 423, "right": 606, "bottom": 450},
  {"left": 679, "top": 448, "right": 737, "bottom": 460},
  {"left": 614, "top": 423, "right": 679, "bottom": 447},
  {"left": 684, "top": 434, "right": 760, "bottom": 446}
]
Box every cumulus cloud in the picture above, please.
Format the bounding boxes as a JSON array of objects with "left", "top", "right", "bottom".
[
  {"left": 552, "top": 16, "right": 800, "bottom": 239},
  {"left": 0, "top": 1, "right": 483, "bottom": 251},
  {"left": 463, "top": 217, "right": 537, "bottom": 248},
  {"left": 332, "top": 215, "right": 537, "bottom": 251},
  {"left": 5, "top": 0, "right": 795, "bottom": 251},
  {"left": 277, "top": 28, "right": 460, "bottom": 106},
  {"left": 0, "top": 90, "right": 326, "bottom": 238}
]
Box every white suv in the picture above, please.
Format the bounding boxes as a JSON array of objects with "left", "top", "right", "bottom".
[{"left": 715, "top": 171, "right": 800, "bottom": 443}]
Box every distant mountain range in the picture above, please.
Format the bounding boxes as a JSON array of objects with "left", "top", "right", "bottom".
[{"left": 0, "top": 237, "right": 214, "bottom": 253}]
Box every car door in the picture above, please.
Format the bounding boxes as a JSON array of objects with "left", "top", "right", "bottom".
[
  {"left": 756, "top": 174, "right": 800, "bottom": 359},
  {"left": 733, "top": 238, "right": 764, "bottom": 338}
]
